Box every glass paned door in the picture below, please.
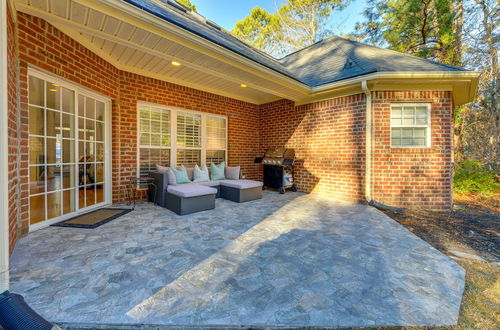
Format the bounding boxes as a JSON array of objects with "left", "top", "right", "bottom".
[
  {"left": 77, "top": 95, "right": 106, "bottom": 208},
  {"left": 28, "top": 73, "right": 107, "bottom": 227}
]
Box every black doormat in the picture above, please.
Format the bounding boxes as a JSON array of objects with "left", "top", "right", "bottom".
[{"left": 51, "top": 208, "right": 133, "bottom": 229}]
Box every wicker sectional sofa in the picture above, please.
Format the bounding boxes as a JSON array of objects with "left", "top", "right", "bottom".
[{"left": 148, "top": 169, "right": 263, "bottom": 215}]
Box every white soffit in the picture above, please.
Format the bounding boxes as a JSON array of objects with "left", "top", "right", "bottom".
[{"left": 15, "top": 0, "right": 306, "bottom": 104}]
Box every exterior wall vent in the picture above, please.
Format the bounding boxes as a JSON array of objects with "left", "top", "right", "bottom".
[
  {"left": 206, "top": 20, "right": 222, "bottom": 31},
  {"left": 166, "top": 0, "right": 190, "bottom": 13}
]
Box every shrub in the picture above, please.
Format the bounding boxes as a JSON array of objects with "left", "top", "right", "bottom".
[{"left": 454, "top": 160, "right": 500, "bottom": 195}]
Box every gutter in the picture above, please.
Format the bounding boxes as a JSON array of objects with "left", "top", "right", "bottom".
[
  {"left": 0, "top": 0, "right": 10, "bottom": 292},
  {"left": 361, "top": 81, "right": 372, "bottom": 202},
  {"left": 313, "top": 71, "right": 481, "bottom": 94}
]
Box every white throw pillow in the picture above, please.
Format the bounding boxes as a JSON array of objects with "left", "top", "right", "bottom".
[
  {"left": 166, "top": 168, "right": 177, "bottom": 185},
  {"left": 193, "top": 164, "right": 210, "bottom": 182}
]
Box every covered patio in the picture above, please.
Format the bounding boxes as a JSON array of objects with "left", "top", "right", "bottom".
[{"left": 10, "top": 192, "right": 465, "bottom": 328}]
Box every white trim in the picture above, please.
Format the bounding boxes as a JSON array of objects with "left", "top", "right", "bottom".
[
  {"left": 312, "top": 71, "right": 481, "bottom": 93},
  {"left": 136, "top": 102, "right": 227, "bottom": 176},
  {"left": 27, "top": 68, "right": 112, "bottom": 231},
  {"left": 390, "top": 103, "right": 432, "bottom": 148},
  {"left": 28, "top": 67, "right": 110, "bottom": 103},
  {"left": 0, "top": 0, "right": 10, "bottom": 292}
]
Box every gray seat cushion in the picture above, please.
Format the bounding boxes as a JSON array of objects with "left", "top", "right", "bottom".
[
  {"left": 167, "top": 183, "right": 217, "bottom": 198},
  {"left": 197, "top": 180, "right": 222, "bottom": 187},
  {"left": 220, "top": 180, "right": 263, "bottom": 189}
]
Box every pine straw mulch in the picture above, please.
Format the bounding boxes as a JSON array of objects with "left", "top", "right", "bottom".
[{"left": 380, "top": 194, "right": 499, "bottom": 263}]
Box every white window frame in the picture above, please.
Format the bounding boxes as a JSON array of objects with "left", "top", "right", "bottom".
[
  {"left": 28, "top": 67, "right": 112, "bottom": 231},
  {"left": 136, "top": 102, "right": 227, "bottom": 177},
  {"left": 390, "top": 103, "right": 431, "bottom": 148}
]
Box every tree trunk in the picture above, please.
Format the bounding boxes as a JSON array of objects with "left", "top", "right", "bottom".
[
  {"left": 477, "top": 0, "right": 499, "bottom": 169},
  {"left": 453, "top": 0, "right": 463, "bottom": 66}
]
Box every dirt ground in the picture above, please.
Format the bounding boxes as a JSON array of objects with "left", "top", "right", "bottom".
[{"left": 380, "top": 194, "right": 500, "bottom": 263}]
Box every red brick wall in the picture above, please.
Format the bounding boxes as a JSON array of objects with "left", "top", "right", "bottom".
[
  {"left": 259, "top": 92, "right": 454, "bottom": 211},
  {"left": 16, "top": 12, "right": 260, "bottom": 208},
  {"left": 259, "top": 95, "right": 367, "bottom": 201},
  {"left": 371, "top": 91, "right": 453, "bottom": 211},
  {"left": 7, "top": 5, "right": 19, "bottom": 253},
  {"left": 115, "top": 72, "right": 260, "bottom": 202}
]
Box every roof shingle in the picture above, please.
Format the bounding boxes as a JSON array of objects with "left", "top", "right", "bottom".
[{"left": 124, "top": 0, "right": 467, "bottom": 88}]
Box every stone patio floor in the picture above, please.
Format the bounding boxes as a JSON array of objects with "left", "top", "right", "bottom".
[{"left": 10, "top": 192, "right": 465, "bottom": 328}]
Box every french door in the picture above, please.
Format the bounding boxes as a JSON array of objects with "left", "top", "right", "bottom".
[{"left": 28, "top": 70, "right": 110, "bottom": 230}]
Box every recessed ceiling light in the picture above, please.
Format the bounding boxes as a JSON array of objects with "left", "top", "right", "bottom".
[
  {"left": 49, "top": 89, "right": 57, "bottom": 92},
  {"left": 171, "top": 61, "right": 181, "bottom": 66},
  {"left": 240, "top": 84, "right": 247, "bottom": 88}
]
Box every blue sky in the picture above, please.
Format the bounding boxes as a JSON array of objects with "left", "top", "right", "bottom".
[{"left": 192, "top": 0, "right": 366, "bottom": 36}]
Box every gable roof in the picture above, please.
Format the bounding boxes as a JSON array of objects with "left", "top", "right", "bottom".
[
  {"left": 278, "top": 36, "right": 466, "bottom": 87},
  {"left": 124, "top": 0, "right": 466, "bottom": 88}
]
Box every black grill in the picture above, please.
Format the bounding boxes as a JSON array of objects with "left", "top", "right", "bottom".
[{"left": 255, "top": 147, "right": 296, "bottom": 194}]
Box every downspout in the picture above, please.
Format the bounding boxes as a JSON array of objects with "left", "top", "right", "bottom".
[
  {"left": 361, "top": 80, "right": 372, "bottom": 203},
  {"left": 361, "top": 81, "right": 406, "bottom": 213},
  {"left": 0, "top": 0, "right": 10, "bottom": 292}
]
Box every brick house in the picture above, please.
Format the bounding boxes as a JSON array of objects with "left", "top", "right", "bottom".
[{"left": 0, "top": 0, "right": 478, "bottom": 286}]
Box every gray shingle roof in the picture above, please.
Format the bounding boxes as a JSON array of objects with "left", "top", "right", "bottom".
[
  {"left": 279, "top": 36, "right": 466, "bottom": 87},
  {"left": 123, "top": 0, "right": 466, "bottom": 88}
]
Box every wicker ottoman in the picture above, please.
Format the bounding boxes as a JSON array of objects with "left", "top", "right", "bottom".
[
  {"left": 166, "top": 184, "right": 217, "bottom": 215},
  {"left": 220, "top": 180, "right": 263, "bottom": 203}
]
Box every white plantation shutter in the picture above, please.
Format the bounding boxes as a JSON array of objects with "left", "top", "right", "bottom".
[{"left": 137, "top": 103, "right": 227, "bottom": 177}]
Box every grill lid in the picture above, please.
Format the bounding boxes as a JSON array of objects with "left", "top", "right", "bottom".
[{"left": 256, "top": 147, "right": 295, "bottom": 165}]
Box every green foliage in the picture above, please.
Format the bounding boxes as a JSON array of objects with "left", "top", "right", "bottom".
[
  {"left": 454, "top": 160, "right": 499, "bottom": 195},
  {"left": 231, "top": 7, "right": 281, "bottom": 56},
  {"left": 231, "top": 0, "right": 347, "bottom": 58},
  {"left": 175, "top": 0, "right": 197, "bottom": 12},
  {"left": 356, "top": 0, "right": 461, "bottom": 65}
]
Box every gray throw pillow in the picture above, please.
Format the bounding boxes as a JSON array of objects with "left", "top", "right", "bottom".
[
  {"left": 156, "top": 165, "right": 176, "bottom": 185},
  {"left": 225, "top": 166, "right": 240, "bottom": 180},
  {"left": 156, "top": 164, "right": 168, "bottom": 174},
  {"left": 185, "top": 167, "right": 194, "bottom": 181}
]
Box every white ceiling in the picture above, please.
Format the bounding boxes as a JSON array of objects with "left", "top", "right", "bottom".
[{"left": 15, "top": 0, "right": 311, "bottom": 104}]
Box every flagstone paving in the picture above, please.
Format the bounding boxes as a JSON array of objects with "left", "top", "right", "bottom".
[{"left": 10, "top": 192, "right": 465, "bottom": 328}]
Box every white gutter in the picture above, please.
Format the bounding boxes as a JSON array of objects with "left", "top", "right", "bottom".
[
  {"left": 0, "top": 0, "right": 11, "bottom": 292},
  {"left": 313, "top": 71, "right": 481, "bottom": 94},
  {"left": 361, "top": 80, "right": 372, "bottom": 202}
]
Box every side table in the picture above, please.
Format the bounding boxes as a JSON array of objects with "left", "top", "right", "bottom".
[{"left": 127, "top": 177, "right": 157, "bottom": 209}]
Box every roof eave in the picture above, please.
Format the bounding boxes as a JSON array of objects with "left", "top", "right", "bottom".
[
  {"left": 299, "top": 71, "right": 481, "bottom": 106},
  {"left": 98, "top": 0, "right": 310, "bottom": 94}
]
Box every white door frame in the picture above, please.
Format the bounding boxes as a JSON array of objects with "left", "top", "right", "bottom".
[
  {"left": 27, "top": 67, "right": 113, "bottom": 231},
  {"left": 0, "top": 0, "right": 11, "bottom": 292}
]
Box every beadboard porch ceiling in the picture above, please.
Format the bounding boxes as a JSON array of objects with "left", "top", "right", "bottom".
[{"left": 14, "top": 0, "right": 312, "bottom": 105}]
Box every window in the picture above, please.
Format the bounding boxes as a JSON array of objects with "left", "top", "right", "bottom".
[
  {"left": 390, "top": 104, "right": 430, "bottom": 147},
  {"left": 176, "top": 112, "right": 201, "bottom": 166},
  {"left": 137, "top": 103, "right": 227, "bottom": 179},
  {"left": 206, "top": 116, "right": 227, "bottom": 164},
  {"left": 138, "top": 105, "right": 171, "bottom": 178}
]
